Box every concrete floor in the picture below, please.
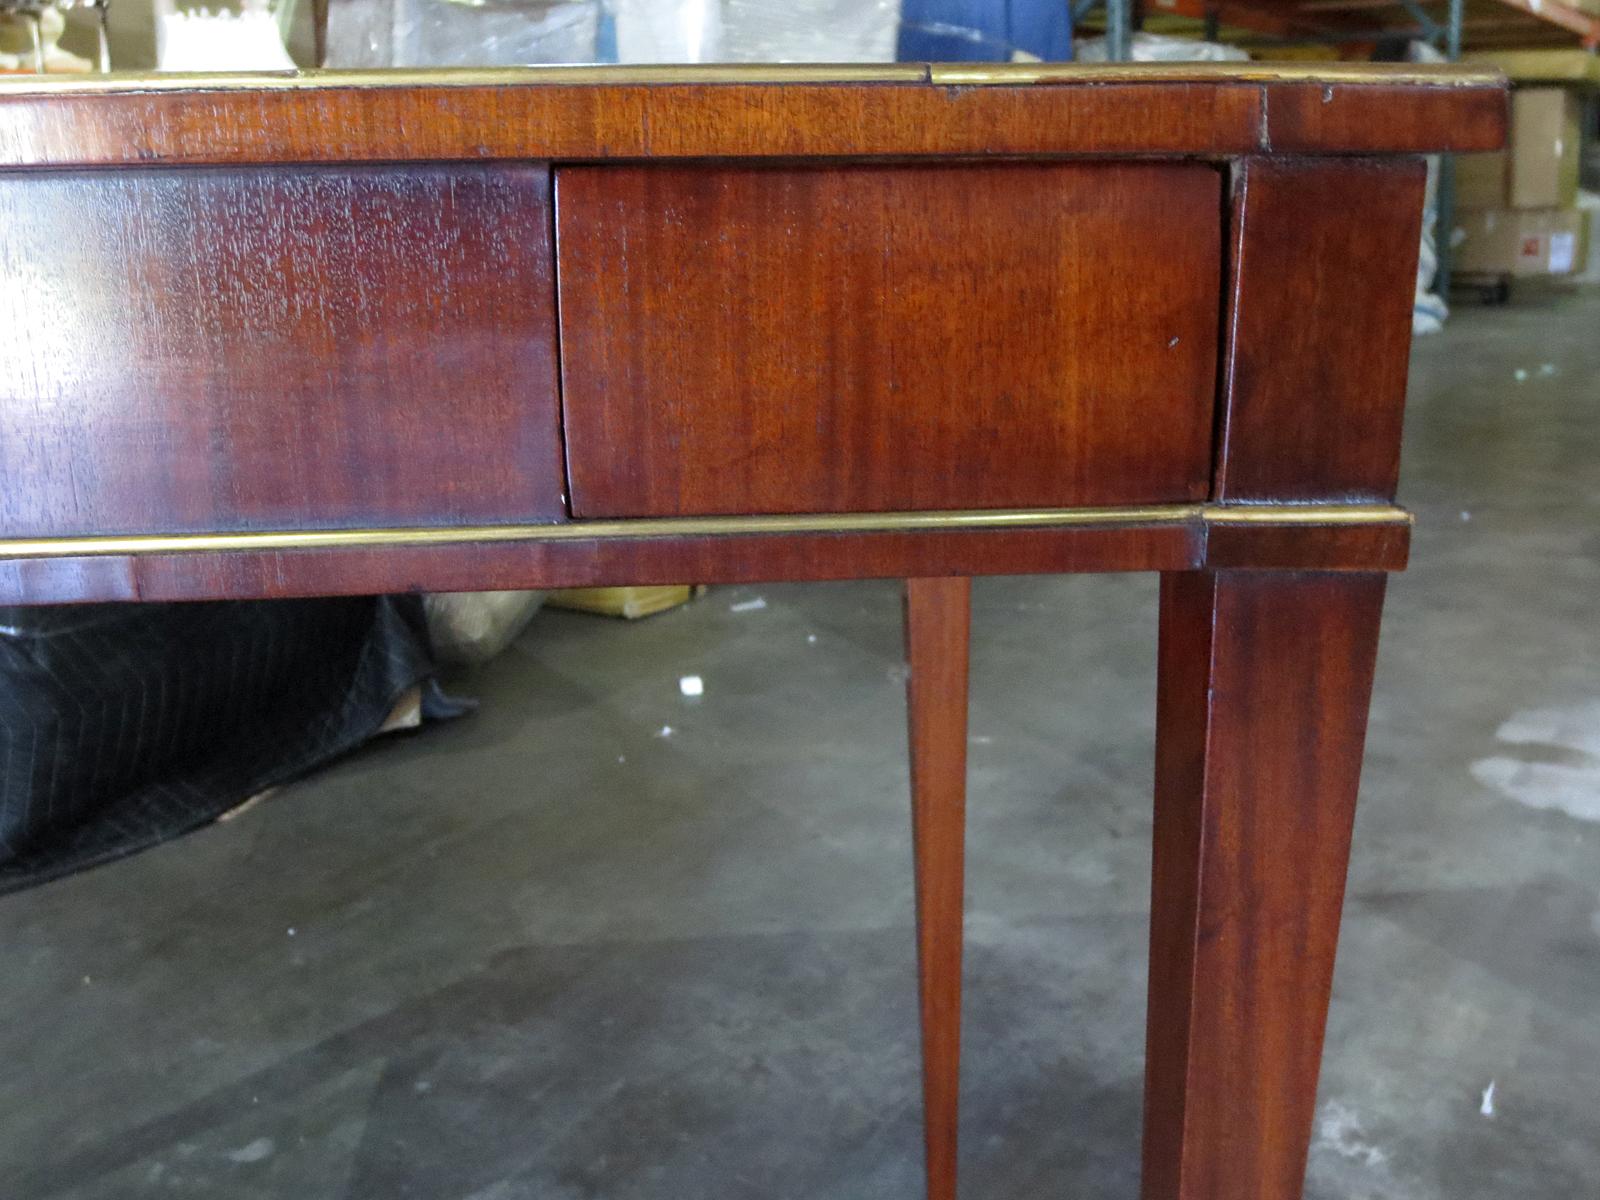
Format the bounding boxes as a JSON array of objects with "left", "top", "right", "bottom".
[{"left": 2, "top": 289, "right": 1598, "bottom": 1200}]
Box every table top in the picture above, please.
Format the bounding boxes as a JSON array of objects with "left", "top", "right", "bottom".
[
  {"left": 0, "top": 61, "right": 1503, "bottom": 606},
  {"left": 0, "top": 62, "right": 1504, "bottom": 90},
  {"left": 0, "top": 62, "right": 1506, "bottom": 166}
]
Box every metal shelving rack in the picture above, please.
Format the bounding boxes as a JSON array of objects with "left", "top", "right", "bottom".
[
  {"left": 1075, "top": 0, "right": 1136, "bottom": 58},
  {"left": 1072, "top": 0, "right": 1598, "bottom": 296}
]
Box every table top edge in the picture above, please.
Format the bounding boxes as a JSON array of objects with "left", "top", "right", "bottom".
[{"left": 0, "top": 61, "right": 1506, "bottom": 99}]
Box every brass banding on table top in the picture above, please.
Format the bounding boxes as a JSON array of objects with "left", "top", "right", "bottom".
[
  {"left": 0, "top": 62, "right": 1502, "bottom": 97},
  {"left": 0, "top": 504, "right": 1412, "bottom": 560},
  {"left": 923, "top": 62, "right": 1500, "bottom": 87},
  {"left": 1200, "top": 505, "right": 1412, "bottom": 524}
]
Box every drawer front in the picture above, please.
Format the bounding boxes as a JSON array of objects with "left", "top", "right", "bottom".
[
  {"left": 0, "top": 164, "right": 564, "bottom": 538},
  {"left": 556, "top": 162, "right": 1220, "bottom": 518}
]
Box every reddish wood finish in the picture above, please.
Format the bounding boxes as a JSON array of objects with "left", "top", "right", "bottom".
[
  {"left": 0, "top": 81, "right": 1260, "bottom": 166},
  {"left": 0, "top": 65, "right": 1502, "bottom": 1200},
  {"left": 557, "top": 163, "right": 1221, "bottom": 517},
  {"left": 0, "top": 164, "right": 564, "bottom": 537},
  {"left": 1215, "top": 159, "right": 1427, "bottom": 503},
  {"left": 0, "top": 70, "right": 1506, "bottom": 171},
  {"left": 1263, "top": 81, "right": 1508, "bottom": 153},
  {"left": 1144, "top": 570, "right": 1386, "bottom": 1200},
  {"left": 0, "top": 525, "right": 1195, "bottom": 606},
  {"left": 0, "top": 517, "right": 1413, "bottom": 607},
  {"left": 1203, "top": 520, "right": 1410, "bottom": 572},
  {"left": 904, "top": 576, "right": 972, "bottom": 1200}
]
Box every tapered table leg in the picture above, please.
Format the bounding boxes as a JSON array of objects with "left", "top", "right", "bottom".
[
  {"left": 904, "top": 576, "right": 972, "bottom": 1200},
  {"left": 1143, "top": 570, "right": 1387, "bottom": 1200}
]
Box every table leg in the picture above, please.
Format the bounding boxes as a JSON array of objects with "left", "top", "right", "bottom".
[
  {"left": 904, "top": 576, "right": 971, "bottom": 1200},
  {"left": 1143, "top": 570, "right": 1386, "bottom": 1200}
]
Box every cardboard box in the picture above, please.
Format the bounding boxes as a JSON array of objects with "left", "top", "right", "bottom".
[
  {"left": 1456, "top": 150, "right": 1509, "bottom": 209},
  {"left": 1464, "top": 49, "right": 1600, "bottom": 86},
  {"left": 1449, "top": 88, "right": 1585, "bottom": 210},
  {"left": 1510, "top": 88, "right": 1583, "bottom": 210},
  {"left": 1455, "top": 207, "right": 1588, "bottom": 278}
]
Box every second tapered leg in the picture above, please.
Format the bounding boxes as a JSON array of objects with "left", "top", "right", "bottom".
[
  {"left": 1143, "top": 570, "right": 1387, "bottom": 1200},
  {"left": 903, "top": 576, "right": 972, "bottom": 1200}
]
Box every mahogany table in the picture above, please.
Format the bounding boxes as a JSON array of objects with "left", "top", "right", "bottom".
[{"left": 0, "top": 63, "right": 1505, "bottom": 1199}]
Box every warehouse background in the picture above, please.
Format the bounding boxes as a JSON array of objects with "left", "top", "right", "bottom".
[{"left": 0, "top": 3, "right": 1596, "bottom": 1198}]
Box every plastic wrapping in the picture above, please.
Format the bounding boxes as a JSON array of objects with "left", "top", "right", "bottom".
[
  {"left": 328, "top": 0, "right": 601, "bottom": 68},
  {"left": 424, "top": 590, "right": 548, "bottom": 667},
  {"left": 156, "top": 1, "right": 298, "bottom": 72},
  {"left": 326, "top": 0, "right": 1073, "bottom": 68},
  {"left": 895, "top": 0, "right": 1068, "bottom": 62},
  {"left": 0, "top": 597, "right": 439, "bottom": 892},
  {"left": 1407, "top": 40, "right": 1447, "bottom": 331},
  {"left": 1074, "top": 32, "right": 1247, "bottom": 63},
  {"left": 1414, "top": 153, "right": 1448, "bottom": 334},
  {"left": 329, "top": 0, "right": 898, "bottom": 67},
  {"left": 614, "top": 0, "right": 898, "bottom": 63}
]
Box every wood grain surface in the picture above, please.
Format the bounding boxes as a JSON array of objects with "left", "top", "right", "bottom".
[
  {"left": 558, "top": 162, "right": 1221, "bottom": 517},
  {"left": 1214, "top": 158, "right": 1427, "bottom": 503},
  {"left": 0, "top": 59, "right": 1496, "bottom": 1200},
  {"left": 0, "top": 513, "right": 1414, "bottom": 606},
  {"left": 0, "top": 525, "right": 1197, "bottom": 605},
  {"left": 1143, "top": 570, "right": 1386, "bottom": 1200},
  {"left": 0, "top": 163, "right": 564, "bottom": 538},
  {"left": 1262, "top": 80, "right": 1507, "bottom": 153},
  {"left": 1203, "top": 519, "right": 1411, "bottom": 572},
  {"left": 904, "top": 576, "right": 972, "bottom": 1200},
  {"left": 0, "top": 72, "right": 1505, "bottom": 171}
]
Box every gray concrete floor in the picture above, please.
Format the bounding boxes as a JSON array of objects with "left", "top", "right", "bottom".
[{"left": 2, "top": 290, "right": 1598, "bottom": 1200}]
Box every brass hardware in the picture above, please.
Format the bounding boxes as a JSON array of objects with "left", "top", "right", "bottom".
[
  {"left": 926, "top": 62, "right": 1502, "bottom": 87},
  {"left": 0, "top": 504, "right": 1411, "bottom": 560},
  {"left": 0, "top": 64, "right": 928, "bottom": 95},
  {"left": 1202, "top": 504, "right": 1415, "bottom": 525},
  {"left": 0, "top": 62, "right": 1503, "bottom": 97}
]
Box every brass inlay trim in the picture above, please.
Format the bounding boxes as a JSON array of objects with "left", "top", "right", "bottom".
[
  {"left": 0, "top": 62, "right": 1503, "bottom": 98},
  {"left": 924, "top": 62, "right": 1501, "bottom": 87},
  {"left": 0, "top": 504, "right": 1410, "bottom": 560},
  {"left": 1202, "top": 504, "right": 1413, "bottom": 525}
]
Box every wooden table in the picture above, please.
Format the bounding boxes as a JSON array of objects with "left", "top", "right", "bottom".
[{"left": 0, "top": 63, "right": 1505, "bottom": 1199}]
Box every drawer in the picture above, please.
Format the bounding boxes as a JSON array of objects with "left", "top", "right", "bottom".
[
  {"left": 555, "top": 162, "right": 1220, "bottom": 518},
  {"left": 0, "top": 164, "right": 564, "bottom": 538}
]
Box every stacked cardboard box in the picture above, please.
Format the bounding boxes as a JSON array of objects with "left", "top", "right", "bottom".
[
  {"left": 1455, "top": 87, "right": 1590, "bottom": 279},
  {"left": 1464, "top": 49, "right": 1600, "bottom": 86}
]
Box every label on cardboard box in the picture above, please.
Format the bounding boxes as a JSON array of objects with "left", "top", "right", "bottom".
[{"left": 1549, "top": 231, "right": 1577, "bottom": 273}]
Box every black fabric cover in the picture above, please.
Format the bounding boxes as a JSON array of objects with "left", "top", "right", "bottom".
[{"left": 0, "top": 595, "right": 436, "bottom": 894}]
